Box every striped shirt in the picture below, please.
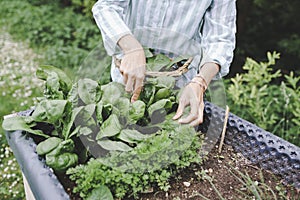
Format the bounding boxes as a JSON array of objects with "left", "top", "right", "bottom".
[{"left": 92, "top": 0, "right": 236, "bottom": 85}]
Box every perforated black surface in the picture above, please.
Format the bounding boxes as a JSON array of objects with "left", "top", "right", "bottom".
[
  {"left": 5, "top": 110, "right": 70, "bottom": 200},
  {"left": 200, "top": 101, "right": 300, "bottom": 188}
]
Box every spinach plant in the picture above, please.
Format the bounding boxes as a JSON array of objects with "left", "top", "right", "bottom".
[{"left": 2, "top": 53, "right": 204, "bottom": 199}]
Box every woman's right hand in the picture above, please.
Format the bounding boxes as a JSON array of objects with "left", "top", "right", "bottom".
[{"left": 119, "top": 47, "right": 146, "bottom": 103}]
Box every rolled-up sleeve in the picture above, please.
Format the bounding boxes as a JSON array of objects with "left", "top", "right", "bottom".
[
  {"left": 92, "top": 0, "right": 132, "bottom": 55},
  {"left": 200, "top": 0, "right": 236, "bottom": 78}
]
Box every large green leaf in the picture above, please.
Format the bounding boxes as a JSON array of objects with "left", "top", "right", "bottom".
[
  {"left": 148, "top": 99, "right": 173, "bottom": 117},
  {"left": 154, "top": 88, "right": 171, "bottom": 102},
  {"left": 140, "top": 83, "right": 156, "bottom": 106},
  {"left": 97, "top": 140, "right": 132, "bottom": 152},
  {"left": 129, "top": 100, "right": 146, "bottom": 124},
  {"left": 46, "top": 152, "right": 78, "bottom": 172},
  {"left": 101, "top": 82, "right": 127, "bottom": 104},
  {"left": 36, "top": 66, "right": 72, "bottom": 100},
  {"left": 31, "top": 99, "right": 68, "bottom": 124},
  {"left": 78, "top": 78, "right": 102, "bottom": 105},
  {"left": 118, "top": 129, "right": 151, "bottom": 143},
  {"left": 36, "top": 137, "right": 62, "bottom": 155},
  {"left": 156, "top": 76, "right": 176, "bottom": 89},
  {"left": 36, "top": 65, "right": 72, "bottom": 91},
  {"left": 96, "top": 114, "right": 122, "bottom": 140},
  {"left": 146, "top": 54, "right": 171, "bottom": 72},
  {"left": 43, "top": 71, "right": 64, "bottom": 99},
  {"left": 72, "top": 104, "right": 97, "bottom": 135},
  {"left": 86, "top": 185, "right": 113, "bottom": 200},
  {"left": 147, "top": 76, "right": 175, "bottom": 89},
  {"left": 114, "top": 97, "right": 130, "bottom": 117},
  {"left": 2, "top": 116, "right": 49, "bottom": 138},
  {"left": 78, "top": 126, "right": 92, "bottom": 136},
  {"left": 62, "top": 106, "right": 84, "bottom": 139}
]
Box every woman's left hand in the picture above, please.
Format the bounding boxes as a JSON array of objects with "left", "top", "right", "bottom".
[{"left": 173, "top": 82, "right": 205, "bottom": 127}]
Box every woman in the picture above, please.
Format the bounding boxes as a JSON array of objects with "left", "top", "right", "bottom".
[{"left": 92, "top": 0, "right": 236, "bottom": 126}]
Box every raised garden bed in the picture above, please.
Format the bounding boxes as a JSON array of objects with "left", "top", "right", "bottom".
[
  {"left": 3, "top": 60, "right": 300, "bottom": 199},
  {"left": 5, "top": 101, "right": 300, "bottom": 199}
]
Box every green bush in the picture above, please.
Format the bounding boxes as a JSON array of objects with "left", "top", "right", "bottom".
[
  {"left": 235, "top": 0, "right": 300, "bottom": 74},
  {"left": 226, "top": 52, "right": 300, "bottom": 146},
  {"left": 0, "top": 0, "right": 102, "bottom": 69},
  {"left": 26, "top": 0, "right": 97, "bottom": 17},
  {"left": 70, "top": 0, "right": 97, "bottom": 17}
]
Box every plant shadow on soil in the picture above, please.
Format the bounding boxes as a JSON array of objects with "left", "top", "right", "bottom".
[{"left": 59, "top": 144, "right": 299, "bottom": 200}]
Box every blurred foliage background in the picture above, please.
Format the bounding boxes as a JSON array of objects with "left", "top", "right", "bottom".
[
  {"left": 0, "top": 0, "right": 299, "bottom": 199},
  {"left": 233, "top": 0, "right": 300, "bottom": 77}
]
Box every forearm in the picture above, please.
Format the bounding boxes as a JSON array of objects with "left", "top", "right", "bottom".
[
  {"left": 198, "top": 62, "right": 220, "bottom": 86},
  {"left": 117, "top": 34, "right": 143, "bottom": 53},
  {"left": 92, "top": 1, "right": 131, "bottom": 55}
]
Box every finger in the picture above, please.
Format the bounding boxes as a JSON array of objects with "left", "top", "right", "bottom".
[
  {"left": 189, "top": 108, "right": 203, "bottom": 126},
  {"left": 125, "top": 75, "right": 134, "bottom": 92},
  {"left": 123, "top": 73, "right": 128, "bottom": 85},
  {"left": 189, "top": 100, "right": 205, "bottom": 126},
  {"left": 119, "top": 64, "right": 125, "bottom": 74},
  {"left": 131, "top": 77, "right": 143, "bottom": 102},
  {"left": 173, "top": 98, "right": 188, "bottom": 120},
  {"left": 119, "top": 67, "right": 124, "bottom": 74},
  {"left": 131, "top": 86, "right": 142, "bottom": 102},
  {"left": 178, "top": 100, "right": 198, "bottom": 124},
  {"left": 189, "top": 114, "right": 201, "bottom": 127},
  {"left": 134, "top": 72, "right": 144, "bottom": 91}
]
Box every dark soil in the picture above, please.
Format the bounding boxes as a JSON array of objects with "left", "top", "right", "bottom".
[
  {"left": 132, "top": 144, "right": 299, "bottom": 200},
  {"left": 59, "top": 144, "right": 299, "bottom": 200}
]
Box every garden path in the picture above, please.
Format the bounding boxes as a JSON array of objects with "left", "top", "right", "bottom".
[{"left": 0, "top": 29, "right": 43, "bottom": 199}]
